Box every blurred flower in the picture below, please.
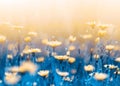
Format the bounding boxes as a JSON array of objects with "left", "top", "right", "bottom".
[
  {"left": 95, "top": 37, "right": 100, "bottom": 43},
  {"left": 42, "top": 39, "right": 49, "bottom": 45},
  {"left": 24, "top": 36, "right": 31, "bottom": 43},
  {"left": 11, "top": 25, "right": 23, "bottom": 31},
  {"left": 0, "top": 35, "right": 6, "bottom": 43},
  {"left": 66, "top": 51, "right": 70, "bottom": 56},
  {"left": 33, "top": 82, "right": 37, "bottom": 86},
  {"left": 56, "top": 69, "right": 69, "bottom": 77},
  {"left": 36, "top": 57, "right": 44, "bottom": 62},
  {"left": 82, "top": 34, "right": 92, "bottom": 39},
  {"left": 84, "top": 65, "right": 94, "bottom": 72},
  {"left": 38, "top": 70, "right": 49, "bottom": 77},
  {"left": 63, "top": 77, "right": 72, "bottom": 82},
  {"left": 30, "top": 48, "right": 41, "bottom": 53},
  {"left": 19, "top": 61, "right": 37, "bottom": 74},
  {"left": 98, "top": 30, "right": 107, "bottom": 37},
  {"left": 9, "top": 66, "right": 19, "bottom": 73},
  {"left": 109, "top": 64, "right": 117, "bottom": 69},
  {"left": 68, "top": 35, "right": 76, "bottom": 43},
  {"left": 87, "top": 21, "right": 96, "bottom": 29},
  {"left": 115, "top": 57, "right": 120, "bottom": 62},
  {"left": 68, "top": 45, "right": 76, "bottom": 51},
  {"left": 93, "top": 54, "right": 100, "bottom": 60},
  {"left": 68, "top": 57, "right": 76, "bottom": 64},
  {"left": 28, "top": 31, "right": 37, "bottom": 37},
  {"left": 23, "top": 47, "right": 41, "bottom": 54},
  {"left": 105, "top": 45, "right": 115, "bottom": 51},
  {"left": 47, "top": 40, "right": 62, "bottom": 48},
  {"left": 94, "top": 73, "right": 108, "bottom": 81},
  {"left": 104, "top": 64, "right": 108, "bottom": 68},
  {"left": 98, "top": 24, "right": 108, "bottom": 30},
  {"left": 54, "top": 55, "right": 69, "bottom": 61},
  {"left": 4, "top": 72, "right": 21, "bottom": 85},
  {"left": 7, "top": 54, "right": 13, "bottom": 59}
]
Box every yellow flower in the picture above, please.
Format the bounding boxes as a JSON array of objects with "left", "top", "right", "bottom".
[
  {"left": 19, "top": 61, "right": 37, "bottom": 74},
  {"left": 105, "top": 45, "right": 115, "bottom": 51},
  {"left": 68, "top": 45, "right": 76, "bottom": 51},
  {"left": 68, "top": 57, "right": 76, "bottom": 63},
  {"left": 84, "top": 65, "right": 94, "bottom": 72},
  {"left": 22, "top": 47, "right": 41, "bottom": 54},
  {"left": 95, "top": 37, "right": 100, "bottom": 43},
  {"left": 30, "top": 48, "right": 41, "bottom": 53},
  {"left": 87, "top": 21, "right": 96, "bottom": 29},
  {"left": 98, "top": 24, "right": 108, "bottom": 30},
  {"left": 98, "top": 30, "right": 107, "bottom": 37},
  {"left": 36, "top": 57, "right": 44, "bottom": 62},
  {"left": 0, "top": 35, "right": 6, "bottom": 43},
  {"left": 54, "top": 55, "right": 69, "bottom": 61},
  {"left": 42, "top": 39, "right": 49, "bottom": 45},
  {"left": 38, "top": 70, "right": 49, "bottom": 77},
  {"left": 24, "top": 36, "right": 31, "bottom": 43},
  {"left": 4, "top": 72, "right": 21, "bottom": 85},
  {"left": 68, "top": 35, "right": 76, "bottom": 43},
  {"left": 82, "top": 34, "right": 92, "bottom": 39},
  {"left": 94, "top": 73, "right": 108, "bottom": 81},
  {"left": 47, "top": 40, "right": 62, "bottom": 48}
]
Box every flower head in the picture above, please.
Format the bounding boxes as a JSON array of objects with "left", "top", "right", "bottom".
[
  {"left": 68, "top": 35, "right": 76, "bottom": 43},
  {"left": 56, "top": 69, "right": 69, "bottom": 77},
  {"left": 68, "top": 57, "right": 76, "bottom": 63},
  {"left": 38, "top": 70, "right": 49, "bottom": 77},
  {"left": 94, "top": 73, "right": 108, "bottom": 81},
  {"left": 84, "top": 65, "right": 94, "bottom": 72}
]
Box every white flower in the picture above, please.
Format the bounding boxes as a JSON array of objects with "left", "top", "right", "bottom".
[
  {"left": 94, "top": 73, "right": 108, "bottom": 81},
  {"left": 38, "top": 70, "right": 49, "bottom": 77},
  {"left": 4, "top": 72, "right": 21, "bottom": 85},
  {"left": 109, "top": 64, "right": 117, "bottom": 69},
  {"left": 7, "top": 54, "right": 13, "bottom": 59},
  {"left": 93, "top": 54, "right": 100, "bottom": 60},
  {"left": 115, "top": 57, "right": 120, "bottom": 62},
  {"left": 56, "top": 69, "right": 69, "bottom": 77},
  {"left": 84, "top": 65, "right": 94, "bottom": 72}
]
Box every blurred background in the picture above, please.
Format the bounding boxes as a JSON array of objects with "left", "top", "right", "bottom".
[{"left": 0, "top": 0, "right": 119, "bottom": 39}]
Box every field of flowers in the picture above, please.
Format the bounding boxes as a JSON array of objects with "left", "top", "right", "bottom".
[{"left": 0, "top": 21, "right": 120, "bottom": 86}]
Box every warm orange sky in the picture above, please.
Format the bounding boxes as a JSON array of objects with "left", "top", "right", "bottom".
[{"left": 0, "top": 0, "right": 120, "bottom": 39}]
